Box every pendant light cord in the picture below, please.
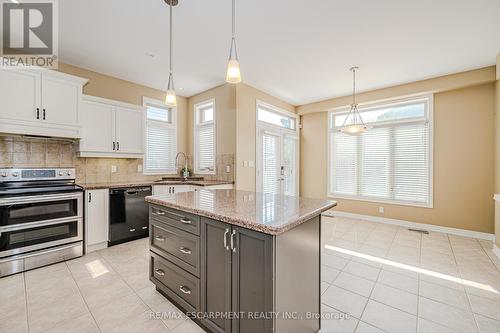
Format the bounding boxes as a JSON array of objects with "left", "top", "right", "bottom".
[
  {"left": 168, "top": 0, "right": 174, "bottom": 89},
  {"left": 229, "top": 0, "right": 238, "bottom": 60},
  {"left": 341, "top": 67, "right": 366, "bottom": 128}
]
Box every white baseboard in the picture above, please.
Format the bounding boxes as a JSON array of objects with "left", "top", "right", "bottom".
[
  {"left": 322, "top": 210, "right": 495, "bottom": 241},
  {"left": 85, "top": 241, "right": 108, "bottom": 254},
  {"left": 494, "top": 245, "right": 500, "bottom": 261}
]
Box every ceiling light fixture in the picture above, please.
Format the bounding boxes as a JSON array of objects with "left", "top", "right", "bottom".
[
  {"left": 164, "top": 0, "right": 177, "bottom": 107},
  {"left": 226, "top": 0, "right": 241, "bottom": 83},
  {"left": 340, "top": 66, "right": 368, "bottom": 135}
]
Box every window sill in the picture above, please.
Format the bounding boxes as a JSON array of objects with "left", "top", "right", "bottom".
[
  {"left": 327, "top": 193, "right": 433, "bottom": 209},
  {"left": 143, "top": 171, "right": 178, "bottom": 176}
]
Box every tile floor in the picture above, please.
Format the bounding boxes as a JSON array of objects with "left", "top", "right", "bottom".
[{"left": 1, "top": 216, "right": 500, "bottom": 333}]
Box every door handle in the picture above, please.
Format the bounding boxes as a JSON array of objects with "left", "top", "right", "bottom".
[
  {"left": 223, "top": 228, "right": 230, "bottom": 250},
  {"left": 230, "top": 230, "right": 236, "bottom": 253},
  {"left": 88, "top": 192, "right": 92, "bottom": 203},
  {"left": 129, "top": 228, "right": 136, "bottom": 232},
  {"left": 179, "top": 285, "right": 191, "bottom": 295},
  {"left": 179, "top": 247, "right": 192, "bottom": 255},
  {"left": 117, "top": 142, "right": 119, "bottom": 151},
  {"left": 154, "top": 269, "right": 165, "bottom": 276},
  {"left": 36, "top": 108, "right": 40, "bottom": 119},
  {"left": 180, "top": 218, "right": 191, "bottom": 225},
  {"left": 141, "top": 226, "right": 148, "bottom": 230},
  {"left": 113, "top": 142, "right": 116, "bottom": 151},
  {"left": 42, "top": 109, "right": 46, "bottom": 120}
]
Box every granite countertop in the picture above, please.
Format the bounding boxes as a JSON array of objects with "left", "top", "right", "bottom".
[
  {"left": 78, "top": 180, "right": 234, "bottom": 190},
  {"left": 145, "top": 189, "right": 337, "bottom": 235}
]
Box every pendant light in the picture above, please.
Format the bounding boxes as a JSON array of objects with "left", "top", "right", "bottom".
[
  {"left": 340, "top": 67, "right": 368, "bottom": 135},
  {"left": 226, "top": 0, "right": 242, "bottom": 83},
  {"left": 164, "top": 0, "right": 177, "bottom": 107}
]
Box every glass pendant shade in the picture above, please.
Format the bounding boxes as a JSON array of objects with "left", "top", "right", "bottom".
[
  {"left": 340, "top": 67, "right": 368, "bottom": 135},
  {"left": 165, "top": 89, "right": 177, "bottom": 107},
  {"left": 340, "top": 123, "right": 367, "bottom": 135},
  {"left": 226, "top": 59, "right": 241, "bottom": 83}
]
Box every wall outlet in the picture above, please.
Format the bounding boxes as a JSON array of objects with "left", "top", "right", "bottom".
[
  {"left": 111, "top": 165, "right": 117, "bottom": 173},
  {"left": 248, "top": 160, "right": 255, "bottom": 168},
  {"left": 378, "top": 206, "right": 384, "bottom": 213},
  {"left": 243, "top": 161, "right": 248, "bottom": 167},
  {"left": 225, "top": 165, "right": 231, "bottom": 173},
  {"left": 137, "top": 164, "right": 143, "bottom": 172}
]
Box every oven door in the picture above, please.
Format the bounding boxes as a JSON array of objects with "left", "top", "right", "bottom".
[
  {"left": 0, "top": 192, "right": 82, "bottom": 227},
  {"left": 0, "top": 217, "right": 83, "bottom": 258}
]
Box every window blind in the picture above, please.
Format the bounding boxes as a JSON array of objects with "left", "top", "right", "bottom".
[
  {"left": 144, "top": 104, "right": 176, "bottom": 174},
  {"left": 262, "top": 133, "right": 279, "bottom": 194},
  {"left": 195, "top": 100, "right": 216, "bottom": 173},
  {"left": 329, "top": 97, "right": 431, "bottom": 206}
]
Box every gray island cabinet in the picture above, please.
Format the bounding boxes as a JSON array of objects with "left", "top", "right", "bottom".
[{"left": 145, "top": 189, "right": 336, "bottom": 333}]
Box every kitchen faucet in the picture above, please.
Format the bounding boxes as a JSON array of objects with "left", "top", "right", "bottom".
[{"left": 175, "top": 152, "right": 189, "bottom": 180}]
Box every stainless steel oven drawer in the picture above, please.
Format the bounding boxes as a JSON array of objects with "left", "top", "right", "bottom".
[
  {"left": 0, "top": 242, "right": 83, "bottom": 277},
  {"left": 150, "top": 252, "right": 200, "bottom": 311},
  {"left": 150, "top": 220, "right": 200, "bottom": 277}
]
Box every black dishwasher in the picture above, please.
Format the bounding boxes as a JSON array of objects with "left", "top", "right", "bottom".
[{"left": 109, "top": 186, "right": 152, "bottom": 246}]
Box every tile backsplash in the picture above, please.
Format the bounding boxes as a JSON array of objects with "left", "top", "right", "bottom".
[{"left": 0, "top": 135, "right": 234, "bottom": 184}]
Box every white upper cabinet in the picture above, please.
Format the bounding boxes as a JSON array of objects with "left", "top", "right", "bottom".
[
  {"left": 0, "top": 68, "right": 87, "bottom": 138},
  {"left": 115, "top": 106, "right": 144, "bottom": 154},
  {"left": 41, "top": 74, "right": 81, "bottom": 126},
  {"left": 0, "top": 70, "right": 41, "bottom": 122},
  {"left": 79, "top": 95, "right": 145, "bottom": 158}
]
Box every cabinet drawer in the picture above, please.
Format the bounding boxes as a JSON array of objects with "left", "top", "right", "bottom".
[
  {"left": 150, "top": 252, "right": 200, "bottom": 311},
  {"left": 151, "top": 220, "right": 200, "bottom": 276},
  {"left": 150, "top": 205, "right": 200, "bottom": 235}
]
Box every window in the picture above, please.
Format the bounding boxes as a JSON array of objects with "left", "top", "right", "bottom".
[
  {"left": 194, "top": 99, "right": 216, "bottom": 174},
  {"left": 258, "top": 103, "right": 296, "bottom": 130},
  {"left": 328, "top": 96, "right": 433, "bottom": 207},
  {"left": 143, "top": 98, "right": 177, "bottom": 174}
]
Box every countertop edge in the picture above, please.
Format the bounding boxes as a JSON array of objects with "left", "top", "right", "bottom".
[
  {"left": 145, "top": 197, "right": 337, "bottom": 235},
  {"left": 79, "top": 180, "right": 234, "bottom": 190}
]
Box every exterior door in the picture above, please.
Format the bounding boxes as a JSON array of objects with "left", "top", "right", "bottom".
[{"left": 257, "top": 128, "right": 299, "bottom": 196}]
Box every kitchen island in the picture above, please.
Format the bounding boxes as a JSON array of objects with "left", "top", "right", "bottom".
[{"left": 145, "top": 189, "right": 336, "bottom": 333}]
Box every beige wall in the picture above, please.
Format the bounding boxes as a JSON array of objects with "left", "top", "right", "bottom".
[
  {"left": 58, "top": 63, "right": 188, "bottom": 154},
  {"left": 301, "top": 83, "right": 496, "bottom": 234},
  {"left": 235, "top": 83, "right": 296, "bottom": 191}
]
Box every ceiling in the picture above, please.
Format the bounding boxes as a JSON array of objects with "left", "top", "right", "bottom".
[{"left": 59, "top": 0, "right": 500, "bottom": 106}]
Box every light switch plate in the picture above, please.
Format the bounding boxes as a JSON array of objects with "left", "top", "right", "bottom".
[
  {"left": 243, "top": 161, "right": 248, "bottom": 167},
  {"left": 378, "top": 206, "right": 384, "bottom": 213},
  {"left": 111, "top": 165, "right": 117, "bottom": 173},
  {"left": 248, "top": 160, "right": 255, "bottom": 168},
  {"left": 137, "top": 164, "right": 143, "bottom": 172},
  {"left": 225, "top": 165, "right": 231, "bottom": 173}
]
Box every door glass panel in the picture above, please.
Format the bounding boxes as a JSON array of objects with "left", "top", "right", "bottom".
[
  {"left": 262, "top": 133, "right": 280, "bottom": 194},
  {"left": 1, "top": 199, "right": 78, "bottom": 226},
  {"left": 283, "top": 134, "right": 298, "bottom": 196}
]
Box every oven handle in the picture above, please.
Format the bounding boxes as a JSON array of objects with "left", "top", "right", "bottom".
[
  {"left": 0, "top": 192, "right": 83, "bottom": 206},
  {"left": 0, "top": 217, "right": 82, "bottom": 233}
]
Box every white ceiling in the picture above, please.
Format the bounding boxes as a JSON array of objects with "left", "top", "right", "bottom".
[{"left": 59, "top": 0, "right": 500, "bottom": 106}]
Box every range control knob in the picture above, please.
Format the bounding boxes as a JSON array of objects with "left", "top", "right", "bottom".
[
  {"left": 11, "top": 172, "right": 19, "bottom": 177},
  {"left": 0, "top": 172, "right": 7, "bottom": 177},
  {"left": 59, "top": 171, "right": 64, "bottom": 176},
  {"left": 67, "top": 171, "right": 72, "bottom": 176}
]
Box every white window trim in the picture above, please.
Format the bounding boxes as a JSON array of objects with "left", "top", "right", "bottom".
[
  {"left": 142, "top": 96, "right": 177, "bottom": 175},
  {"left": 255, "top": 100, "right": 300, "bottom": 195},
  {"left": 327, "top": 94, "right": 434, "bottom": 208},
  {"left": 194, "top": 98, "right": 216, "bottom": 175}
]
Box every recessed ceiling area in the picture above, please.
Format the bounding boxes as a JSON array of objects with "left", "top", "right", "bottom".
[{"left": 59, "top": 0, "right": 500, "bottom": 105}]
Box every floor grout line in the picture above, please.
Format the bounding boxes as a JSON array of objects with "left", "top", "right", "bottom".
[{"left": 22, "top": 272, "right": 30, "bottom": 333}]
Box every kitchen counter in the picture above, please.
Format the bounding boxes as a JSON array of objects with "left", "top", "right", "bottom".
[
  {"left": 145, "top": 189, "right": 336, "bottom": 235},
  {"left": 78, "top": 179, "right": 234, "bottom": 190}
]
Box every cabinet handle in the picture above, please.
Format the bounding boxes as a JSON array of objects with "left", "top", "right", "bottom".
[
  {"left": 36, "top": 108, "right": 40, "bottom": 119},
  {"left": 113, "top": 142, "right": 116, "bottom": 151},
  {"left": 141, "top": 226, "right": 148, "bottom": 230},
  {"left": 42, "top": 109, "right": 46, "bottom": 120},
  {"left": 154, "top": 269, "right": 165, "bottom": 276},
  {"left": 179, "top": 285, "right": 191, "bottom": 295},
  {"left": 223, "top": 228, "right": 230, "bottom": 250},
  {"left": 155, "top": 235, "right": 165, "bottom": 242},
  {"left": 88, "top": 192, "right": 92, "bottom": 203},
  {"left": 154, "top": 210, "right": 165, "bottom": 216},
  {"left": 117, "top": 142, "right": 119, "bottom": 151},
  {"left": 129, "top": 228, "right": 136, "bottom": 232},
  {"left": 230, "top": 230, "right": 236, "bottom": 253},
  {"left": 179, "top": 247, "right": 192, "bottom": 255},
  {"left": 180, "top": 218, "right": 191, "bottom": 225}
]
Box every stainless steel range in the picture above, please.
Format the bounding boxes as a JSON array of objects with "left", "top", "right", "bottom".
[{"left": 0, "top": 168, "right": 83, "bottom": 277}]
